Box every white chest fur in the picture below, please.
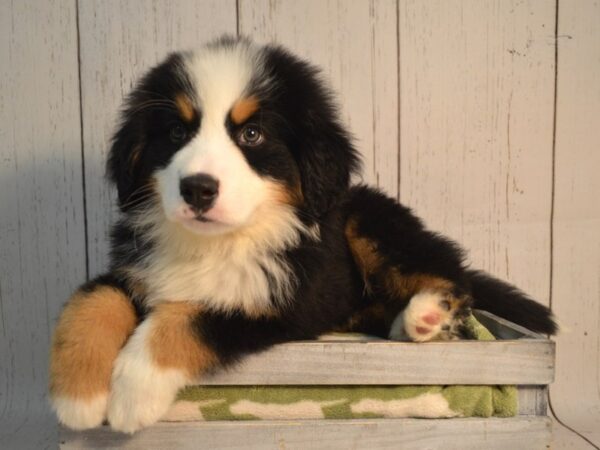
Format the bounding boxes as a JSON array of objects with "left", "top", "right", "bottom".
[
  {"left": 141, "top": 241, "right": 294, "bottom": 316},
  {"left": 132, "top": 206, "right": 317, "bottom": 316}
]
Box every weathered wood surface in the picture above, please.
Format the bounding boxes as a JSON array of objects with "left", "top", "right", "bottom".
[
  {"left": 398, "top": 0, "right": 555, "bottom": 306},
  {"left": 552, "top": 417, "right": 599, "bottom": 450},
  {"left": 0, "top": 0, "right": 85, "bottom": 448},
  {"left": 197, "top": 339, "right": 554, "bottom": 386},
  {"left": 60, "top": 417, "right": 552, "bottom": 450},
  {"left": 517, "top": 386, "right": 548, "bottom": 416},
  {"left": 550, "top": 0, "right": 600, "bottom": 446},
  {"left": 78, "top": 0, "right": 237, "bottom": 278},
  {"left": 239, "top": 0, "right": 399, "bottom": 198}
]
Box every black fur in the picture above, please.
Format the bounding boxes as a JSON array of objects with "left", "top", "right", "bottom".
[
  {"left": 466, "top": 270, "right": 558, "bottom": 334},
  {"left": 94, "top": 37, "right": 556, "bottom": 369}
]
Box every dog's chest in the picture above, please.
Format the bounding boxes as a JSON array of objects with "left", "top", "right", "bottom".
[{"left": 139, "top": 245, "right": 294, "bottom": 315}]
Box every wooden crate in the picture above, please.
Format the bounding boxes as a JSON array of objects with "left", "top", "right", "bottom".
[{"left": 60, "top": 311, "right": 554, "bottom": 449}]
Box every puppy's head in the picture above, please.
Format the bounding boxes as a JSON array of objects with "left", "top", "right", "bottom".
[{"left": 108, "top": 37, "right": 360, "bottom": 236}]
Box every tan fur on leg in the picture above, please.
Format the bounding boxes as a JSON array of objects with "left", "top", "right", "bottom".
[
  {"left": 50, "top": 286, "right": 137, "bottom": 429},
  {"left": 149, "top": 302, "right": 217, "bottom": 375}
]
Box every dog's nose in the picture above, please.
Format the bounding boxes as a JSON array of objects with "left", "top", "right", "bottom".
[{"left": 179, "top": 174, "right": 219, "bottom": 211}]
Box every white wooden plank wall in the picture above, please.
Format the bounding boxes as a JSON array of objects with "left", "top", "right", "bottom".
[
  {"left": 0, "top": 1, "right": 85, "bottom": 448},
  {"left": 551, "top": 0, "right": 600, "bottom": 446},
  {"left": 399, "top": 0, "right": 555, "bottom": 305},
  {"left": 1, "top": 0, "right": 598, "bottom": 448}
]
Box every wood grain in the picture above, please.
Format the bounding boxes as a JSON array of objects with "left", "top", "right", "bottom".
[
  {"left": 239, "top": 0, "right": 399, "bottom": 198},
  {"left": 0, "top": 0, "right": 85, "bottom": 443},
  {"left": 196, "top": 338, "right": 554, "bottom": 385},
  {"left": 550, "top": 0, "right": 600, "bottom": 445},
  {"left": 78, "top": 0, "right": 237, "bottom": 277},
  {"left": 398, "top": 0, "right": 556, "bottom": 305},
  {"left": 60, "top": 417, "right": 552, "bottom": 450}
]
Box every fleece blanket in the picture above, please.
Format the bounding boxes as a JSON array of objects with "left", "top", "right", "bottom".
[{"left": 163, "top": 316, "right": 517, "bottom": 421}]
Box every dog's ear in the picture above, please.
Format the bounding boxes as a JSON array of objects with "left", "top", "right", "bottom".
[
  {"left": 106, "top": 53, "right": 188, "bottom": 211},
  {"left": 295, "top": 120, "right": 360, "bottom": 218},
  {"left": 262, "top": 45, "right": 361, "bottom": 218},
  {"left": 106, "top": 119, "right": 144, "bottom": 210}
]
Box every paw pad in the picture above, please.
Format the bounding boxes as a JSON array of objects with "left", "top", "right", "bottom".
[{"left": 389, "top": 290, "right": 471, "bottom": 342}]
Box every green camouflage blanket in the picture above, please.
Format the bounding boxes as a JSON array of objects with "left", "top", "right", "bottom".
[{"left": 164, "top": 316, "right": 517, "bottom": 421}]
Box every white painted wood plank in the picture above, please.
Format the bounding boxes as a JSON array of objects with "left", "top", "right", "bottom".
[
  {"left": 551, "top": 417, "right": 598, "bottom": 450},
  {"left": 550, "top": 0, "right": 600, "bottom": 446},
  {"left": 196, "top": 339, "right": 554, "bottom": 385},
  {"left": 398, "top": 0, "right": 555, "bottom": 305},
  {"left": 239, "top": 0, "right": 399, "bottom": 198},
  {"left": 78, "top": 0, "right": 237, "bottom": 277},
  {"left": 0, "top": 0, "right": 84, "bottom": 442},
  {"left": 60, "top": 417, "right": 552, "bottom": 450}
]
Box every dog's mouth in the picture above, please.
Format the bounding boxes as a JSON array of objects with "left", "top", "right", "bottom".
[{"left": 194, "top": 214, "right": 214, "bottom": 223}]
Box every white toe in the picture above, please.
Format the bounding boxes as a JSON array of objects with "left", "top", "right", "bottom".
[{"left": 51, "top": 394, "right": 107, "bottom": 430}]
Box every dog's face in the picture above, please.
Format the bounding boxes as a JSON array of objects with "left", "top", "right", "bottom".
[{"left": 108, "top": 37, "right": 359, "bottom": 236}]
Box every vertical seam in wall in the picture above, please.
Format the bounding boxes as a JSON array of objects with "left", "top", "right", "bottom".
[
  {"left": 395, "top": 0, "right": 401, "bottom": 202},
  {"left": 546, "top": 2, "right": 599, "bottom": 447},
  {"left": 236, "top": 0, "right": 240, "bottom": 37},
  {"left": 369, "top": 0, "right": 377, "bottom": 188},
  {"left": 75, "top": 0, "right": 90, "bottom": 281},
  {"left": 548, "top": 0, "right": 558, "bottom": 312}
]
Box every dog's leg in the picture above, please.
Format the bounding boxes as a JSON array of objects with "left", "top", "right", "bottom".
[
  {"left": 344, "top": 187, "right": 471, "bottom": 342},
  {"left": 107, "top": 301, "right": 217, "bottom": 433},
  {"left": 388, "top": 290, "right": 471, "bottom": 341},
  {"left": 50, "top": 278, "right": 138, "bottom": 429}
]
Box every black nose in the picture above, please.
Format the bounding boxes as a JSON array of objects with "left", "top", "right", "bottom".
[{"left": 179, "top": 174, "right": 219, "bottom": 211}]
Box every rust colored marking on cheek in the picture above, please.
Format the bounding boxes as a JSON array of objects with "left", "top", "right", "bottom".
[
  {"left": 270, "top": 180, "right": 304, "bottom": 208},
  {"left": 230, "top": 96, "right": 259, "bottom": 124},
  {"left": 49, "top": 286, "right": 137, "bottom": 399},
  {"left": 175, "top": 93, "right": 195, "bottom": 123},
  {"left": 149, "top": 302, "right": 218, "bottom": 378}
]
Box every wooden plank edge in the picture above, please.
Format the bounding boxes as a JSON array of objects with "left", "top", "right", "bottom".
[
  {"left": 60, "top": 417, "right": 552, "bottom": 450},
  {"left": 196, "top": 339, "right": 555, "bottom": 385}
]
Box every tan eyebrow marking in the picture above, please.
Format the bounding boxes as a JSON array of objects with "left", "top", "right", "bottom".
[
  {"left": 230, "top": 96, "right": 259, "bottom": 124},
  {"left": 175, "top": 93, "right": 195, "bottom": 123}
]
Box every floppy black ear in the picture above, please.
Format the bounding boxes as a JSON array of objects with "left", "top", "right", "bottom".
[
  {"left": 295, "top": 120, "right": 360, "bottom": 218},
  {"left": 261, "top": 45, "right": 361, "bottom": 218},
  {"left": 106, "top": 52, "right": 190, "bottom": 211}
]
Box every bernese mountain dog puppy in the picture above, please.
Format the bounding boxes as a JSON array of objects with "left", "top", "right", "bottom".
[{"left": 50, "top": 37, "right": 556, "bottom": 433}]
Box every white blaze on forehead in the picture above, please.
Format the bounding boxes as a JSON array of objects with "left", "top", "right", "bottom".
[
  {"left": 156, "top": 42, "right": 269, "bottom": 230},
  {"left": 185, "top": 43, "right": 261, "bottom": 127}
]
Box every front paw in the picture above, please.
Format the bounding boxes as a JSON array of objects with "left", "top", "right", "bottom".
[
  {"left": 51, "top": 394, "right": 108, "bottom": 430},
  {"left": 107, "top": 347, "right": 186, "bottom": 433}
]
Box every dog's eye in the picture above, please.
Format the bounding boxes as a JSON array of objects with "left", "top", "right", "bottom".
[
  {"left": 239, "top": 125, "right": 263, "bottom": 146},
  {"left": 169, "top": 123, "right": 187, "bottom": 143}
]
